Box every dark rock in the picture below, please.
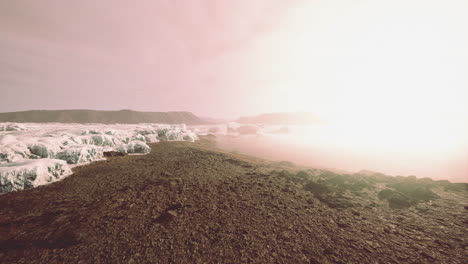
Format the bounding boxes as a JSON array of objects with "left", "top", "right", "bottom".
[
  {"left": 315, "top": 195, "right": 355, "bottom": 209},
  {"left": 378, "top": 189, "right": 395, "bottom": 200},
  {"left": 388, "top": 197, "right": 411, "bottom": 209},
  {"left": 296, "top": 171, "right": 310, "bottom": 180},
  {"left": 154, "top": 211, "right": 176, "bottom": 224},
  {"left": 351, "top": 210, "right": 361, "bottom": 216},
  {"left": 309, "top": 256, "right": 321, "bottom": 264},
  {"left": 161, "top": 171, "right": 173, "bottom": 177},
  {"left": 378, "top": 189, "right": 412, "bottom": 209},
  {"left": 420, "top": 251, "right": 434, "bottom": 259},
  {"left": 304, "top": 181, "right": 330, "bottom": 194},
  {"left": 41, "top": 229, "right": 80, "bottom": 248},
  {"left": 103, "top": 151, "right": 127, "bottom": 157},
  {"left": 167, "top": 204, "right": 183, "bottom": 211},
  {"left": 337, "top": 222, "right": 349, "bottom": 228}
]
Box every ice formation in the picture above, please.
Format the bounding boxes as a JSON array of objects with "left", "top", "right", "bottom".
[
  {"left": 0, "top": 123, "right": 27, "bottom": 131},
  {"left": 0, "top": 159, "right": 72, "bottom": 193},
  {"left": 0, "top": 123, "right": 198, "bottom": 193},
  {"left": 56, "top": 145, "right": 104, "bottom": 165}
]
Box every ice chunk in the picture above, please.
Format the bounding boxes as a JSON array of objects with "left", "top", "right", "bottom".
[
  {"left": 81, "top": 129, "right": 101, "bottom": 135},
  {"left": 117, "top": 142, "right": 151, "bottom": 154},
  {"left": 104, "top": 129, "right": 117, "bottom": 135},
  {"left": 0, "top": 122, "right": 200, "bottom": 193},
  {"left": 91, "top": 134, "right": 117, "bottom": 146},
  {"left": 0, "top": 123, "right": 27, "bottom": 131},
  {"left": 27, "top": 140, "right": 63, "bottom": 159},
  {"left": 0, "top": 142, "right": 31, "bottom": 163},
  {"left": 182, "top": 133, "right": 198, "bottom": 142},
  {"left": 56, "top": 145, "right": 104, "bottom": 164},
  {"left": 155, "top": 127, "right": 198, "bottom": 141},
  {"left": 144, "top": 134, "right": 160, "bottom": 143},
  {"left": 135, "top": 128, "right": 156, "bottom": 136},
  {"left": 131, "top": 134, "right": 147, "bottom": 142},
  {"left": 0, "top": 159, "right": 72, "bottom": 193},
  {"left": 27, "top": 143, "right": 50, "bottom": 158},
  {"left": 0, "top": 135, "right": 18, "bottom": 145}
]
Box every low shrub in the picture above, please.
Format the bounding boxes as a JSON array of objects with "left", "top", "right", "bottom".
[
  {"left": 378, "top": 189, "right": 395, "bottom": 200},
  {"left": 296, "top": 171, "right": 310, "bottom": 180},
  {"left": 304, "top": 180, "right": 331, "bottom": 195},
  {"left": 388, "top": 196, "right": 411, "bottom": 209}
]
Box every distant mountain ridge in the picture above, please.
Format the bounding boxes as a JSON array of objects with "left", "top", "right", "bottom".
[
  {"left": 237, "top": 112, "right": 321, "bottom": 125},
  {"left": 0, "top": 110, "right": 209, "bottom": 125}
]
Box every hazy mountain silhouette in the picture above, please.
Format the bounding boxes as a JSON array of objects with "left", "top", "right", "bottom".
[
  {"left": 0, "top": 110, "right": 209, "bottom": 124},
  {"left": 237, "top": 112, "right": 321, "bottom": 125}
]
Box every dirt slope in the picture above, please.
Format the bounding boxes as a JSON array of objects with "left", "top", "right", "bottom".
[{"left": 0, "top": 138, "right": 466, "bottom": 263}]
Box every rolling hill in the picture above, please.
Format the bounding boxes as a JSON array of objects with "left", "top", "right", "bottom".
[{"left": 0, "top": 110, "right": 209, "bottom": 125}]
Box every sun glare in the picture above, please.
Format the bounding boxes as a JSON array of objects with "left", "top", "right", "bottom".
[{"left": 248, "top": 0, "right": 468, "bottom": 156}]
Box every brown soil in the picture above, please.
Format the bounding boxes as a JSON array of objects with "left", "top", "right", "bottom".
[{"left": 0, "top": 137, "right": 466, "bottom": 263}]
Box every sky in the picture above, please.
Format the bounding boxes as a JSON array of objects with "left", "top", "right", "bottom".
[
  {"left": 0, "top": 0, "right": 296, "bottom": 117},
  {"left": 0, "top": 0, "right": 467, "bottom": 180},
  {"left": 1, "top": 0, "right": 467, "bottom": 119}
]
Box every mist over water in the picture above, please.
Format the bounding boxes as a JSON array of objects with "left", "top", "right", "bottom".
[{"left": 214, "top": 124, "right": 467, "bottom": 183}]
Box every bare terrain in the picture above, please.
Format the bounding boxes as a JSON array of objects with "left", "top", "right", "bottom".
[{"left": 0, "top": 136, "right": 466, "bottom": 263}]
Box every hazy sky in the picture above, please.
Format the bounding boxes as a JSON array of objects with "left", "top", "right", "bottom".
[
  {"left": 0, "top": 0, "right": 295, "bottom": 117},
  {"left": 1, "top": 0, "right": 467, "bottom": 179},
  {"left": 1, "top": 0, "right": 467, "bottom": 120}
]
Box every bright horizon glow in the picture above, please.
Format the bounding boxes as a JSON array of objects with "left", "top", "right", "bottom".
[
  {"left": 1, "top": 0, "right": 466, "bottom": 181},
  {"left": 214, "top": 0, "right": 467, "bottom": 181},
  {"left": 236, "top": 0, "right": 468, "bottom": 161}
]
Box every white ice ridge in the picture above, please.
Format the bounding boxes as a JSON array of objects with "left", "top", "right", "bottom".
[
  {"left": 0, "top": 123, "right": 198, "bottom": 193},
  {"left": 0, "top": 159, "right": 72, "bottom": 193}
]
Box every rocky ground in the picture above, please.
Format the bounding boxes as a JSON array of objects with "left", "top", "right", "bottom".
[{"left": 0, "top": 136, "right": 466, "bottom": 263}]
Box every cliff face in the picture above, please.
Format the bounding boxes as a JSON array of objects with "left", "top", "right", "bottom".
[{"left": 0, "top": 110, "right": 209, "bottom": 125}]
